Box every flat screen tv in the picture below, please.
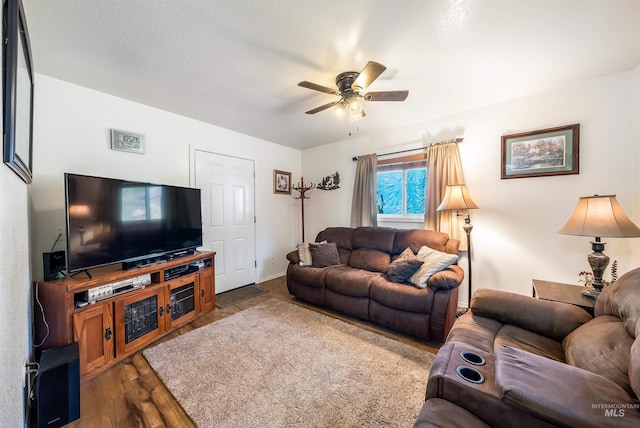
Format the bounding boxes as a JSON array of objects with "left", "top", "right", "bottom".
[{"left": 64, "top": 173, "right": 203, "bottom": 273}]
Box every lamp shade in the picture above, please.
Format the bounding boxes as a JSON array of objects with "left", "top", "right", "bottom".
[
  {"left": 68, "top": 204, "right": 91, "bottom": 219},
  {"left": 558, "top": 195, "right": 640, "bottom": 238},
  {"left": 437, "top": 184, "right": 479, "bottom": 211}
]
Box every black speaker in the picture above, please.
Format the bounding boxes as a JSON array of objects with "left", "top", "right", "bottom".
[
  {"left": 35, "top": 342, "right": 80, "bottom": 428},
  {"left": 43, "top": 251, "right": 66, "bottom": 280}
]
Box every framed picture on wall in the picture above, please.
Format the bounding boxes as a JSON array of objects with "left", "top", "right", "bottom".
[
  {"left": 3, "top": 0, "right": 35, "bottom": 184},
  {"left": 273, "top": 170, "right": 291, "bottom": 194},
  {"left": 501, "top": 124, "right": 580, "bottom": 179}
]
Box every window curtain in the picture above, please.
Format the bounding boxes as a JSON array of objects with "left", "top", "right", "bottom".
[
  {"left": 424, "top": 142, "right": 467, "bottom": 250},
  {"left": 350, "top": 153, "right": 378, "bottom": 227}
]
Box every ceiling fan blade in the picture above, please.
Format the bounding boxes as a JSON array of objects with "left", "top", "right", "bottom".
[
  {"left": 298, "top": 81, "right": 338, "bottom": 95},
  {"left": 364, "top": 90, "right": 409, "bottom": 102},
  {"left": 351, "top": 61, "right": 386, "bottom": 91},
  {"left": 305, "top": 101, "right": 339, "bottom": 114}
]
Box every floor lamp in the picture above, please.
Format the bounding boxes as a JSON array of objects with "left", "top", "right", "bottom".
[{"left": 437, "top": 184, "right": 479, "bottom": 316}]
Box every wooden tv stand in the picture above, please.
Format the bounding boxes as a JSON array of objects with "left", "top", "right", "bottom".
[{"left": 34, "top": 251, "right": 215, "bottom": 382}]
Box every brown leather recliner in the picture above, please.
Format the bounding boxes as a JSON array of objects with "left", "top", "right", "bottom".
[{"left": 415, "top": 267, "right": 640, "bottom": 427}]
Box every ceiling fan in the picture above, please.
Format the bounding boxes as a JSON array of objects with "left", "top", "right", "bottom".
[{"left": 298, "top": 61, "right": 408, "bottom": 119}]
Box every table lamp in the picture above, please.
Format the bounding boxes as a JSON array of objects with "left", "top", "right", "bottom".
[
  {"left": 558, "top": 194, "right": 640, "bottom": 297},
  {"left": 437, "top": 184, "right": 479, "bottom": 315}
]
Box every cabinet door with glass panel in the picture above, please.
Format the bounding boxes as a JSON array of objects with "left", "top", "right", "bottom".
[
  {"left": 164, "top": 274, "right": 199, "bottom": 330},
  {"left": 114, "top": 283, "right": 167, "bottom": 355}
]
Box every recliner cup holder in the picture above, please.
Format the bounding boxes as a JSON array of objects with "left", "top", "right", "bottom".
[
  {"left": 460, "top": 351, "right": 486, "bottom": 366},
  {"left": 456, "top": 366, "right": 484, "bottom": 384}
]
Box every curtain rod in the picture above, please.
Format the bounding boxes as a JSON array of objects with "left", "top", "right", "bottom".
[{"left": 351, "top": 137, "right": 463, "bottom": 161}]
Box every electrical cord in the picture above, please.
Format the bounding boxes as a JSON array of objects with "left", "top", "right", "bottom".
[
  {"left": 34, "top": 281, "right": 50, "bottom": 348},
  {"left": 50, "top": 232, "right": 62, "bottom": 252},
  {"left": 25, "top": 362, "right": 40, "bottom": 401}
]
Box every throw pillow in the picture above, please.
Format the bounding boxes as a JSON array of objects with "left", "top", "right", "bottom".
[
  {"left": 409, "top": 245, "right": 458, "bottom": 288},
  {"left": 309, "top": 242, "right": 340, "bottom": 267},
  {"left": 386, "top": 247, "right": 424, "bottom": 283},
  {"left": 297, "top": 242, "right": 313, "bottom": 266}
]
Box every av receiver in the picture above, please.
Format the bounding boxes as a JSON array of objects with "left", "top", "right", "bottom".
[{"left": 79, "top": 274, "right": 152, "bottom": 304}]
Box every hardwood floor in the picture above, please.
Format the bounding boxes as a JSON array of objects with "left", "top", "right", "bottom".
[{"left": 66, "top": 276, "right": 441, "bottom": 428}]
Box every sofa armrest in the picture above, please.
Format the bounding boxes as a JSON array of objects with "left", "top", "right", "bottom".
[
  {"left": 427, "top": 265, "right": 464, "bottom": 290},
  {"left": 496, "top": 346, "right": 640, "bottom": 428},
  {"left": 286, "top": 249, "right": 300, "bottom": 264},
  {"left": 471, "top": 288, "right": 592, "bottom": 341}
]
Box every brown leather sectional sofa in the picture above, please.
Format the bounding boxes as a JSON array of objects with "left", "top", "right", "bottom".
[
  {"left": 415, "top": 267, "right": 640, "bottom": 427},
  {"left": 286, "top": 226, "right": 463, "bottom": 342}
]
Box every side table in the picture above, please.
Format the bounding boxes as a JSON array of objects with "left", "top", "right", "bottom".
[{"left": 532, "top": 279, "right": 595, "bottom": 316}]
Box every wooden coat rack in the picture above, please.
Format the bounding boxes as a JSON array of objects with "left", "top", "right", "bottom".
[{"left": 292, "top": 177, "right": 315, "bottom": 242}]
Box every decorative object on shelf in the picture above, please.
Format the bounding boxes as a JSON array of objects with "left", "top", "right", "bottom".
[
  {"left": 3, "top": 0, "right": 35, "bottom": 184},
  {"left": 437, "top": 184, "right": 479, "bottom": 316},
  {"left": 317, "top": 171, "right": 340, "bottom": 190},
  {"left": 273, "top": 170, "right": 292, "bottom": 194},
  {"left": 110, "top": 129, "right": 146, "bottom": 154},
  {"left": 559, "top": 194, "right": 640, "bottom": 297},
  {"left": 292, "top": 177, "right": 315, "bottom": 242},
  {"left": 578, "top": 260, "right": 618, "bottom": 289},
  {"left": 501, "top": 124, "right": 580, "bottom": 179}
]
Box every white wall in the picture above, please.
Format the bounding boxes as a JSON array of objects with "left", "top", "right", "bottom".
[
  {"left": 0, "top": 168, "right": 31, "bottom": 427},
  {"left": 31, "top": 75, "right": 301, "bottom": 284},
  {"left": 0, "top": 11, "right": 31, "bottom": 422},
  {"left": 302, "top": 71, "right": 639, "bottom": 306}
]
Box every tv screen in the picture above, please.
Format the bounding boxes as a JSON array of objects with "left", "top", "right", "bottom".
[{"left": 64, "top": 173, "right": 203, "bottom": 272}]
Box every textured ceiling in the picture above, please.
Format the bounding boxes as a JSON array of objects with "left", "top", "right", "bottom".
[{"left": 22, "top": 0, "right": 640, "bottom": 150}]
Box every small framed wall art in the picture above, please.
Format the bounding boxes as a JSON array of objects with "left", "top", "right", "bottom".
[
  {"left": 110, "top": 129, "right": 145, "bottom": 154},
  {"left": 501, "top": 124, "right": 579, "bottom": 179},
  {"left": 273, "top": 170, "right": 291, "bottom": 194}
]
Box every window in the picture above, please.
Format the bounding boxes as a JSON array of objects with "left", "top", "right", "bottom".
[
  {"left": 377, "top": 155, "right": 427, "bottom": 216},
  {"left": 121, "top": 186, "right": 162, "bottom": 222}
]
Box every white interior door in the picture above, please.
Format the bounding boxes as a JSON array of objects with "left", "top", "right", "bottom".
[{"left": 194, "top": 150, "right": 256, "bottom": 293}]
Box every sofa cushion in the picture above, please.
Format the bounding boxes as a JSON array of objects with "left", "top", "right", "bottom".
[
  {"left": 386, "top": 247, "right": 423, "bottom": 283},
  {"left": 394, "top": 229, "right": 451, "bottom": 254},
  {"left": 413, "top": 398, "right": 492, "bottom": 428},
  {"left": 595, "top": 267, "right": 640, "bottom": 339},
  {"left": 446, "top": 312, "right": 503, "bottom": 354},
  {"left": 563, "top": 315, "right": 635, "bottom": 396},
  {"left": 495, "top": 325, "right": 565, "bottom": 362},
  {"left": 352, "top": 226, "right": 396, "bottom": 253},
  {"left": 409, "top": 246, "right": 458, "bottom": 288},
  {"left": 325, "top": 266, "right": 379, "bottom": 297},
  {"left": 315, "top": 227, "right": 354, "bottom": 250},
  {"left": 496, "top": 345, "right": 640, "bottom": 428},
  {"left": 370, "top": 276, "right": 435, "bottom": 313},
  {"left": 349, "top": 248, "right": 391, "bottom": 273},
  {"left": 629, "top": 338, "right": 640, "bottom": 400},
  {"left": 309, "top": 242, "right": 340, "bottom": 267}
]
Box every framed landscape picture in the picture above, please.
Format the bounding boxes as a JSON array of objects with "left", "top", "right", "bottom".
[
  {"left": 273, "top": 170, "right": 291, "bottom": 194},
  {"left": 501, "top": 124, "right": 580, "bottom": 179}
]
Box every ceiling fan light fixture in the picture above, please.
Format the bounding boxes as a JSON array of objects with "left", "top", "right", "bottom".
[
  {"left": 332, "top": 101, "right": 347, "bottom": 120},
  {"left": 348, "top": 98, "right": 363, "bottom": 121}
]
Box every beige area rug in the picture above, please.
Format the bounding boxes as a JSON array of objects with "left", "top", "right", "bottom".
[{"left": 143, "top": 299, "right": 435, "bottom": 427}]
